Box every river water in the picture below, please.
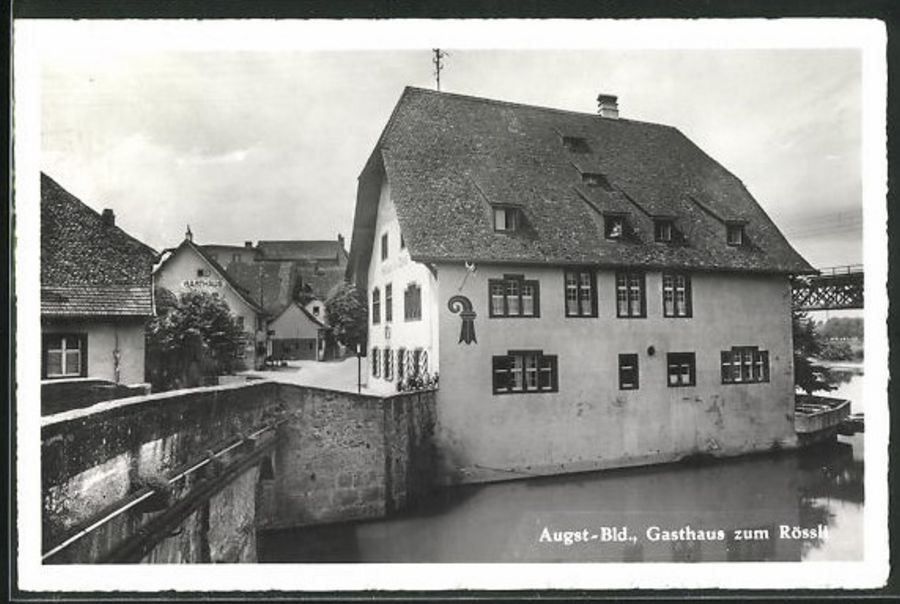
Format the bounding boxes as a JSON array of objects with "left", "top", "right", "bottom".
[{"left": 259, "top": 373, "right": 864, "bottom": 563}]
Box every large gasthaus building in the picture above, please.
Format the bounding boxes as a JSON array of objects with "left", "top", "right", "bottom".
[{"left": 347, "top": 88, "right": 815, "bottom": 485}]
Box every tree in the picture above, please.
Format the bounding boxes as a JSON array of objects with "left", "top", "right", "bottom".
[
  {"left": 146, "top": 288, "right": 247, "bottom": 391},
  {"left": 325, "top": 282, "right": 367, "bottom": 350},
  {"left": 792, "top": 309, "right": 835, "bottom": 395}
]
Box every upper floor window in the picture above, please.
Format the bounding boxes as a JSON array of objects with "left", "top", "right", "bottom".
[
  {"left": 493, "top": 206, "right": 520, "bottom": 232},
  {"left": 604, "top": 214, "right": 627, "bottom": 240},
  {"left": 372, "top": 287, "right": 381, "bottom": 325},
  {"left": 232, "top": 253, "right": 241, "bottom": 263},
  {"left": 615, "top": 271, "right": 646, "bottom": 318},
  {"left": 721, "top": 346, "right": 770, "bottom": 384},
  {"left": 726, "top": 222, "right": 745, "bottom": 246},
  {"left": 667, "top": 352, "right": 696, "bottom": 387},
  {"left": 197, "top": 268, "right": 211, "bottom": 277},
  {"left": 492, "top": 350, "right": 558, "bottom": 394},
  {"left": 662, "top": 272, "right": 692, "bottom": 317},
  {"left": 43, "top": 333, "right": 86, "bottom": 379},
  {"left": 384, "top": 283, "right": 393, "bottom": 323},
  {"left": 564, "top": 268, "right": 597, "bottom": 317},
  {"left": 562, "top": 136, "right": 591, "bottom": 153},
  {"left": 582, "top": 172, "right": 614, "bottom": 191},
  {"left": 489, "top": 274, "right": 540, "bottom": 318},
  {"left": 654, "top": 219, "right": 674, "bottom": 243},
  {"left": 404, "top": 283, "right": 422, "bottom": 321},
  {"left": 236, "top": 316, "right": 245, "bottom": 330},
  {"left": 381, "top": 232, "right": 389, "bottom": 260},
  {"left": 618, "top": 354, "right": 639, "bottom": 390}
]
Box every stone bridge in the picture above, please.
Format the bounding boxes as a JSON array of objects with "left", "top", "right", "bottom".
[{"left": 42, "top": 381, "right": 436, "bottom": 563}]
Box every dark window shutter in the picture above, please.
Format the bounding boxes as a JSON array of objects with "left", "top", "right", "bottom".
[
  {"left": 532, "top": 280, "right": 541, "bottom": 317},
  {"left": 80, "top": 333, "right": 89, "bottom": 377},
  {"left": 685, "top": 275, "right": 693, "bottom": 316},
  {"left": 640, "top": 274, "right": 647, "bottom": 317},
  {"left": 721, "top": 350, "right": 729, "bottom": 383},
  {"left": 550, "top": 355, "right": 559, "bottom": 391},
  {"left": 492, "top": 356, "right": 509, "bottom": 393},
  {"left": 41, "top": 333, "right": 49, "bottom": 379}
]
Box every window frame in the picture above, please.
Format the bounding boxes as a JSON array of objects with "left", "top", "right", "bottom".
[
  {"left": 615, "top": 271, "right": 646, "bottom": 318},
  {"left": 618, "top": 353, "right": 639, "bottom": 390},
  {"left": 662, "top": 272, "right": 693, "bottom": 318},
  {"left": 381, "top": 232, "right": 389, "bottom": 260},
  {"left": 564, "top": 268, "right": 598, "bottom": 318},
  {"left": 493, "top": 206, "right": 520, "bottom": 233},
  {"left": 666, "top": 352, "right": 696, "bottom": 388},
  {"left": 43, "top": 333, "right": 87, "bottom": 379},
  {"left": 372, "top": 287, "right": 381, "bottom": 325},
  {"left": 492, "top": 350, "right": 559, "bottom": 395},
  {"left": 604, "top": 214, "right": 627, "bottom": 240},
  {"left": 654, "top": 219, "right": 674, "bottom": 243},
  {"left": 721, "top": 346, "right": 770, "bottom": 384},
  {"left": 404, "top": 282, "right": 422, "bottom": 321},
  {"left": 726, "top": 222, "right": 745, "bottom": 246},
  {"left": 384, "top": 283, "right": 393, "bottom": 323},
  {"left": 488, "top": 274, "right": 541, "bottom": 318},
  {"left": 371, "top": 347, "right": 381, "bottom": 378}
]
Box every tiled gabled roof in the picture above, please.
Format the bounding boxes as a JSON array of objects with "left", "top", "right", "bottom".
[
  {"left": 256, "top": 240, "right": 348, "bottom": 263},
  {"left": 41, "top": 173, "right": 156, "bottom": 317},
  {"left": 348, "top": 87, "right": 814, "bottom": 279}
]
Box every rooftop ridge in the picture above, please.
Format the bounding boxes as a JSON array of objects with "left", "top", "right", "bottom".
[{"left": 403, "top": 86, "right": 676, "bottom": 130}]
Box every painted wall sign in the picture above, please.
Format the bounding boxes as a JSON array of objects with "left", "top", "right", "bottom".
[
  {"left": 448, "top": 295, "right": 477, "bottom": 344},
  {"left": 182, "top": 278, "right": 223, "bottom": 289}
]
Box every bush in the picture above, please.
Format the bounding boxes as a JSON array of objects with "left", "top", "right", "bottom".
[{"left": 146, "top": 288, "right": 247, "bottom": 391}]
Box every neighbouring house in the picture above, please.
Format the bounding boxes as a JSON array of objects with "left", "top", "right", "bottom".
[
  {"left": 153, "top": 229, "right": 268, "bottom": 369},
  {"left": 268, "top": 301, "right": 328, "bottom": 360},
  {"left": 198, "top": 236, "right": 347, "bottom": 361},
  {"left": 40, "top": 173, "right": 156, "bottom": 386},
  {"left": 346, "top": 87, "right": 815, "bottom": 485}
]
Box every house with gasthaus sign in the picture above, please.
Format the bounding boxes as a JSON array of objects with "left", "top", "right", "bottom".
[
  {"left": 346, "top": 87, "right": 815, "bottom": 485},
  {"left": 153, "top": 228, "right": 268, "bottom": 369}
]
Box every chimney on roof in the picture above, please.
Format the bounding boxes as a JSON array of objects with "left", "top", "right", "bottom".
[
  {"left": 185, "top": 225, "right": 193, "bottom": 242},
  {"left": 597, "top": 93, "right": 619, "bottom": 119},
  {"left": 101, "top": 208, "right": 115, "bottom": 227},
  {"left": 245, "top": 241, "right": 253, "bottom": 248},
  {"left": 337, "top": 233, "right": 345, "bottom": 249}
]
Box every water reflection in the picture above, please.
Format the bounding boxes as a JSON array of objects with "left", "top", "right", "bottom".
[{"left": 260, "top": 377, "right": 865, "bottom": 564}]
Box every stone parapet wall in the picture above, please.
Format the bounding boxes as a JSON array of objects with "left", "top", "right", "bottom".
[{"left": 41, "top": 380, "right": 437, "bottom": 563}]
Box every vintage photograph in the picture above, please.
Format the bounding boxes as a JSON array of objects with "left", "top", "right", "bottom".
[{"left": 14, "top": 18, "right": 887, "bottom": 591}]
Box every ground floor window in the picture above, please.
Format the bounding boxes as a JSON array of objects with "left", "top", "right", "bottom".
[
  {"left": 721, "top": 346, "right": 770, "bottom": 383},
  {"left": 492, "top": 350, "right": 558, "bottom": 394},
  {"left": 618, "top": 353, "right": 639, "bottom": 390},
  {"left": 371, "top": 347, "right": 381, "bottom": 378},
  {"left": 666, "top": 352, "right": 696, "bottom": 387},
  {"left": 383, "top": 347, "right": 394, "bottom": 381},
  {"left": 43, "top": 333, "right": 87, "bottom": 378}
]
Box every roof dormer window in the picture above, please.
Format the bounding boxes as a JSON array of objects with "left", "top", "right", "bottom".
[
  {"left": 582, "top": 172, "right": 613, "bottom": 191},
  {"left": 726, "top": 222, "right": 745, "bottom": 246},
  {"left": 493, "top": 206, "right": 519, "bottom": 232},
  {"left": 605, "top": 214, "right": 627, "bottom": 240},
  {"left": 654, "top": 219, "right": 674, "bottom": 243},
  {"left": 562, "top": 136, "right": 591, "bottom": 154}
]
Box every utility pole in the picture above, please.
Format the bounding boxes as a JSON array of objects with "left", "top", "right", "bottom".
[{"left": 432, "top": 48, "right": 448, "bottom": 91}]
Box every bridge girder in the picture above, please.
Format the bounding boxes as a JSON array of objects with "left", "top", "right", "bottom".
[{"left": 792, "top": 270, "right": 864, "bottom": 311}]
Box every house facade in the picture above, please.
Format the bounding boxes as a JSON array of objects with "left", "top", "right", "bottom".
[
  {"left": 347, "top": 88, "right": 814, "bottom": 485},
  {"left": 268, "top": 301, "right": 327, "bottom": 360},
  {"left": 154, "top": 231, "right": 268, "bottom": 369},
  {"left": 40, "top": 173, "right": 156, "bottom": 385}
]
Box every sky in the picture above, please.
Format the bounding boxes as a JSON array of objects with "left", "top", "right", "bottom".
[{"left": 39, "top": 38, "right": 863, "bottom": 268}]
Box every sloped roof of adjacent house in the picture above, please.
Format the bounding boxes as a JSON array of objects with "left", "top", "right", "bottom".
[
  {"left": 348, "top": 87, "right": 814, "bottom": 280},
  {"left": 256, "top": 240, "right": 348, "bottom": 263},
  {"left": 270, "top": 300, "right": 326, "bottom": 329},
  {"left": 224, "top": 259, "right": 299, "bottom": 316},
  {"left": 41, "top": 173, "right": 157, "bottom": 317}
]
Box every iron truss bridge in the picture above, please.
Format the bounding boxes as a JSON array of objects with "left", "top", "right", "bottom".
[{"left": 792, "top": 265, "right": 864, "bottom": 311}]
